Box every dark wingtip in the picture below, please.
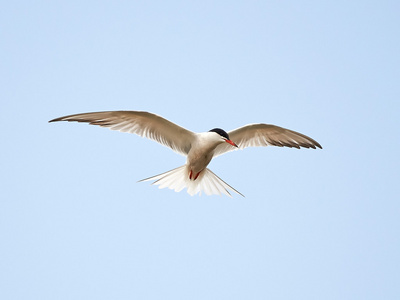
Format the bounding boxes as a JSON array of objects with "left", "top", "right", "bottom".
[
  {"left": 49, "top": 116, "right": 67, "bottom": 123},
  {"left": 49, "top": 117, "right": 60, "bottom": 123}
]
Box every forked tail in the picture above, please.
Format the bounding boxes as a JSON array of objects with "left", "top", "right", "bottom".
[{"left": 139, "top": 165, "right": 244, "bottom": 197}]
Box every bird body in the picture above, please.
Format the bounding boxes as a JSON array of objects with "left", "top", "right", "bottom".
[
  {"left": 187, "top": 132, "right": 227, "bottom": 177},
  {"left": 49, "top": 110, "right": 322, "bottom": 197}
]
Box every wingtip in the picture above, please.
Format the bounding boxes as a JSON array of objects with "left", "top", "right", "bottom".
[
  {"left": 311, "top": 144, "right": 323, "bottom": 150},
  {"left": 49, "top": 117, "right": 62, "bottom": 123}
]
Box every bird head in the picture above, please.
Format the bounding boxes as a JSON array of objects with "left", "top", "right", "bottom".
[{"left": 208, "top": 128, "right": 238, "bottom": 147}]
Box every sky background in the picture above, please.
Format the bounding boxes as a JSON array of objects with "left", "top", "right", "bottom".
[{"left": 1, "top": 1, "right": 399, "bottom": 299}]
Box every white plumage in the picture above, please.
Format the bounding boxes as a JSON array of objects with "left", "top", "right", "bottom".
[{"left": 49, "top": 110, "right": 322, "bottom": 197}]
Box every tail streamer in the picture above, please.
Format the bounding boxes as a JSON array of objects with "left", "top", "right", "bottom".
[{"left": 139, "top": 165, "right": 244, "bottom": 197}]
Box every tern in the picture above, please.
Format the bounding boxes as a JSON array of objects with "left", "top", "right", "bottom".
[{"left": 49, "top": 110, "right": 322, "bottom": 197}]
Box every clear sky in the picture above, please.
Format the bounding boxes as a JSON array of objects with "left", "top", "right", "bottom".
[{"left": 1, "top": 1, "right": 399, "bottom": 299}]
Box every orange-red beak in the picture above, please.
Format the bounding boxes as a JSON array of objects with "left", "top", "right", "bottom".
[{"left": 226, "top": 139, "right": 238, "bottom": 147}]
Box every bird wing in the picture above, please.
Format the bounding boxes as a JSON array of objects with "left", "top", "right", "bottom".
[
  {"left": 49, "top": 111, "right": 195, "bottom": 156},
  {"left": 213, "top": 123, "right": 322, "bottom": 157}
]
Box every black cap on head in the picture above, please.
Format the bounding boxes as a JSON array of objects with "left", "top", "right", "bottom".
[{"left": 209, "top": 128, "right": 230, "bottom": 140}]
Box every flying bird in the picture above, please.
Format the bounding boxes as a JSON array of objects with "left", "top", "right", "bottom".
[{"left": 49, "top": 111, "right": 322, "bottom": 197}]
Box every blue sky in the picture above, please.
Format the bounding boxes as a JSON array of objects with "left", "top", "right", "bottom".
[{"left": 1, "top": 1, "right": 399, "bottom": 299}]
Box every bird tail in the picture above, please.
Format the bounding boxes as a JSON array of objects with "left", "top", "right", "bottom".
[{"left": 139, "top": 165, "right": 244, "bottom": 197}]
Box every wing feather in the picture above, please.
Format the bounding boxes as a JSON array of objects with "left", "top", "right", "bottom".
[
  {"left": 49, "top": 111, "right": 195, "bottom": 155},
  {"left": 214, "top": 124, "right": 322, "bottom": 157}
]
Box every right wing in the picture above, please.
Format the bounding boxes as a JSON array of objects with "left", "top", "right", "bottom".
[{"left": 214, "top": 123, "right": 322, "bottom": 157}]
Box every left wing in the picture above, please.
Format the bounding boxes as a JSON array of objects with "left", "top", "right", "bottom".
[{"left": 49, "top": 111, "right": 196, "bottom": 156}]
